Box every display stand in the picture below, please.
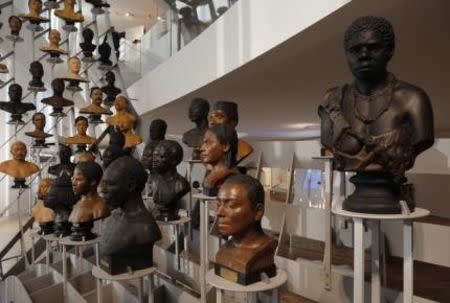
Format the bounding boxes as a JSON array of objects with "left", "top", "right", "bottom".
[
  {"left": 43, "top": 233, "right": 61, "bottom": 266},
  {"left": 206, "top": 269, "right": 287, "bottom": 303},
  {"left": 185, "top": 160, "right": 202, "bottom": 236},
  {"left": 156, "top": 216, "right": 190, "bottom": 271},
  {"left": 92, "top": 265, "right": 156, "bottom": 303},
  {"left": 192, "top": 193, "right": 217, "bottom": 303},
  {"left": 30, "top": 229, "right": 44, "bottom": 264},
  {"left": 59, "top": 236, "right": 100, "bottom": 297},
  {"left": 332, "top": 207, "right": 430, "bottom": 303}
]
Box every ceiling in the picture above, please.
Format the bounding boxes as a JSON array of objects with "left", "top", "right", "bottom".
[{"left": 140, "top": 0, "right": 450, "bottom": 141}]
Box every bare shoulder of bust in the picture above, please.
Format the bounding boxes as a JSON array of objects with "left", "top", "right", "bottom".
[{"left": 394, "top": 80, "right": 431, "bottom": 109}]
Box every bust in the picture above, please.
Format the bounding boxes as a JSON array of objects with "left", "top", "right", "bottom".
[
  {"left": 65, "top": 116, "right": 97, "bottom": 148},
  {"left": 44, "top": 172, "right": 77, "bottom": 236},
  {"left": 182, "top": 98, "right": 209, "bottom": 160},
  {"left": 69, "top": 161, "right": 109, "bottom": 240},
  {"left": 79, "top": 28, "right": 96, "bottom": 60},
  {"left": 0, "top": 56, "right": 8, "bottom": 74},
  {"left": 32, "top": 178, "right": 55, "bottom": 234},
  {"left": 54, "top": 0, "right": 84, "bottom": 23},
  {"left": 102, "top": 129, "right": 125, "bottom": 169},
  {"left": 44, "top": 0, "right": 59, "bottom": 9},
  {"left": 214, "top": 175, "right": 278, "bottom": 285},
  {"left": 201, "top": 124, "right": 239, "bottom": 196},
  {"left": 98, "top": 39, "right": 112, "bottom": 69},
  {"left": 105, "top": 96, "right": 136, "bottom": 128},
  {"left": 0, "top": 84, "right": 36, "bottom": 124},
  {"left": 209, "top": 101, "right": 254, "bottom": 164},
  {"left": 60, "top": 56, "right": 89, "bottom": 88},
  {"left": 119, "top": 118, "right": 142, "bottom": 149},
  {"left": 86, "top": 0, "right": 109, "bottom": 14},
  {"left": 0, "top": 141, "right": 40, "bottom": 188},
  {"left": 40, "top": 29, "right": 68, "bottom": 61},
  {"left": 152, "top": 140, "right": 190, "bottom": 221},
  {"left": 79, "top": 87, "right": 112, "bottom": 123},
  {"left": 101, "top": 71, "right": 121, "bottom": 107},
  {"left": 6, "top": 16, "right": 23, "bottom": 41},
  {"left": 28, "top": 61, "right": 46, "bottom": 91},
  {"left": 48, "top": 144, "right": 75, "bottom": 177},
  {"left": 19, "top": 0, "right": 49, "bottom": 24},
  {"left": 100, "top": 156, "right": 161, "bottom": 274},
  {"left": 318, "top": 16, "right": 434, "bottom": 214},
  {"left": 25, "top": 112, "right": 52, "bottom": 147},
  {"left": 141, "top": 119, "right": 167, "bottom": 170},
  {"left": 41, "top": 79, "right": 74, "bottom": 117}
]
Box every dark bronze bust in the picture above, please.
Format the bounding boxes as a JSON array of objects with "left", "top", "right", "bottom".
[
  {"left": 214, "top": 175, "right": 277, "bottom": 285},
  {"left": 182, "top": 98, "right": 209, "bottom": 160},
  {"left": 319, "top": 16, "right": 434, "bottom": 214},
  {"left": 152, "top": 140, "right": 190, "bottom": 221},
  {"left": 0, "top": 84, "right": 36, "bottom": 124},
  {"left": 100, "top": 156, "right": 161, "bottom": 274},
  {"left": 79, "top": 28, "right": 96, "bottom": 60},
  {"left": 98, "top": 38, "right": 112, "bottom": 69},
  {"left": 48, "top": 144, "right": 75, "bottom": 177},
  {"left": 25, "top": 112, "right": 52, "bottom": 147},
  {"left": 41, "top": 79, "right": 74, "bottom": 117},
  {"left": 28, "top": 61, "right": 46, "bottom": 91},
  {"left": 44, "top": 172, "right": 77, "bottom": 236},
  {"left": 101, "top": 71, "right": 121, "bottom": 107},
  {"left": 102, "top": 129, "right": 125, "bottom": 169},
  {"left": 86, "top": 0, "right": 109, "bottom": 15},
  {"left": 201, "top": 124, "right": 239, "bottom": 196},
  {"left": 141, "top": 119, "right": 167, "bottom": 171}
]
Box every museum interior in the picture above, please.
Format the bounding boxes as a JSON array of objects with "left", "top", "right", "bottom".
[{"left": 0, "top": 0, "right": 448, "bottom": 302}]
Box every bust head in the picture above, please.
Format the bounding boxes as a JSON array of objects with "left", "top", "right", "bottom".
[
  {"left": 209, "top": 101, "right": 238, "bottom": 128},
  {"left": 152, "top": 140, "right": 183, "bottom": 174},
  {"left": 68, "top": 56, "right": 81, "bottom": 74},
  {"left": 72, "top": 161, "right": 103, "bottom": 195},
  {"left": 9, "top": 83, "right": 22, "bottom": 103},
  {"left": 65, "top": 0, "right": 75, "bottom": 7},
  {"left": 149, "top": 119, "right": 167, "bottom": 141},
  {"left": 189, "top": 98, "right": 209, "bottom": 122},
  {"left": 102, "top": 130, "right": 125, "bottom": 169},
  {"left": 29, "top": 61, "right": 44, "bottom": 78},
  {"left": 49, "top": 29, "right": 61, "bottom": 45},
  {"left": 105, "top": 71, "right": 115, "bottom": 85},
  {"left": 29, "top": 0, "right": 42, "bottom": 14},
  {"left": 10, "top": 141, "right": 27, "bottom": 161},
  {"left": 82, "top": 28, "right": 94, "bottom": 42},
  {"left": 75, "top": 116, "right": 89, "bottom": 136},
  {"left": 59, "top": 144, "right": 72, "bottom": 164},
  {"left": 217, "top": 174, "right": 265, "bottom": 237},
  {"left": 32, "top": 112, "right": 46, "bottom": 130},
  {"left": 98, "top": 41, "right": 111, "bottom": 58},
  {"left": 344, "top": 16, "right": 395, "bottom": 81},
  {"left": 114, "top": 96, "right": 128, "bottom": 111},
  {"left": 90, "top": 87, "right": 103, "bottom": 105},
  {"left": 51, "top": 78, "right": 65, "bottom": 95},
  {"left": 44, "top": 172, "right": 77, "bottom": 212},
  {"left": 200, "top": 124, "right": 237, "bottom": 168},
  {"left": 38, "top": 177, "right": 54, "bottom": 200},
  {"left": 102, "top": 156, "right": 147, "bottom": 209},
  {"left": 8, "top": 16, "right": 22, "bottom": 34}
]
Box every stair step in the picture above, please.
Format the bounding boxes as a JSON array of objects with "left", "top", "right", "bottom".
[
  {"left": 69, "top": 271, "right": 97, "bottom": 295},
  {"left": 29, "top": 282, "right": 65, "bottom": 303},
  {"left": 17, "top": 270, "right": 38, "bottom": 282},
  {"left": 23, "top": 272, "right": 59, "bottom": 294}
]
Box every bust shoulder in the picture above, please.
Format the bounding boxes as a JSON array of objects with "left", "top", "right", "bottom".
[{"left": 393, "top": 80, "right": 431, "bottom": 109}]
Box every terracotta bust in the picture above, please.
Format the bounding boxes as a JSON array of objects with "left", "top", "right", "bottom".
[
  {"left": 0, "top": 141, "right": 40, "bottom": 188},
  {"left": 48, "top": 144, "right": 75, "bottom": 177},
  {"left": 6, "top": 16, "right": 23, "bottom": 42},
  {"left": 69, "top": 161, "right": 110, "bottom": 240},
  {"left": 318, "top": 16, "right": 434, "bottom": 214},
  {"left": 0, "top": 56, "right": 8, "bottom": 74},
  {"left": 19, "top": 0, "right": 49, "bottom": 25},
  {"left": 141, "top": 119, "right": 167, "bottom": 170},
  {"left": 25, "top": 112, "right": 53, "bottom": 147},
  {"left": 182, "top": 98, "right": 209, "bottom": 160},
  {"left": 32, "top": 178, "right": 55, "bottom": 234},
  {"left": 40, "top": 29, "right": 68, "bottom": 62},
  {"left": 119, "top": 118, "right": 142, "bottom": 149},
  {"left": 79, "top": 87, "right": 112, "bottom": 123},
  {"left": 41, "top": 79, "right": 74, "bottom": 117},
  {"left": 102, "top": 129, "right": 125, "bottom": 169},
  {"left": 0, "top": 84, "right": 36, "bottom": 124},
  {"left": 65, "top": 116, "right": 96, "bottom": 147},
  {"left": 100, "top": 156, "right": 161, "bottom": 274},
  {"left": 214, "top": 174, "right": 278, "bottom": 285},
  {"left": 28, "top": 61, "right": 46, "bottom": 91},
  {"left": 79, "top": 28, "right": 96, "bottom": 60},
  {"left": 44, "top": 172, "right": 77, "bottom": 236},
  {"left": 105, "top": 96, "right": 136, "bottom": 128},
  {"left": 209, "top": 101, "right": 254, "bottom": 164},
  {"left": 101, "top": 71, "right": 121, "bottom": 107},
  {"left": 54, "top": 0, "right": 84, "bottom": 24},
  {"left": 201, "top": 124, "right": 239, "bottom": 196},
  {"left": 152, "top": 140, "right": 190, "bottom": 221}
]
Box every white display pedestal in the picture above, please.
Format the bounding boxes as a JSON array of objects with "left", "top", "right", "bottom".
[
  {"left": 92, "top": 265, "right": 156, "bottom": 303},
  {"left": 30, "top": 229, "right": 44, "bottom": 264},
  {"left": 43, "top": 233, "right": 61, "bottom": 266},
  {"left": 206, "top": 269, "right": 287, "bottom": 303},
  {"left": 157, "top": 216, "right": 190, "bottom": 271},
  {"left": 192, "top": 193, "right": 217, "bottom": 303},
  {"left": 332, "top": 207, "right": 430, "bottom": 303}
]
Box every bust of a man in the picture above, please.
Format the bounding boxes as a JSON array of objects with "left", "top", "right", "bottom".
[
  {"left": 182, "top": 98, "right": 209, "bottom": 160},
  {"left": 105, "top": 96, "right": 136, "bottom": 128},
  {"left": 102, "top": 129, "right": 125, "bottom": 169},
  {"left": 69, "top": 161, "right": 110, "bottom": 240},
  {"left": 98, "top": 39, "right": 112, "bottom": 69},
  {"left": 209, "top": 101, "right": 254, "bottom": 164},
  {"left": 141, "top": 119, "right": 167, "bottom": 170},
  {"left": 44, "top": 172, "right": 77, "bottom": 236},
  {"left": 119, "top": 118, "right": 142, "bottom": 149},
  {"left": 65, "top": 116, "right": 96, "bottom": 147},
  {"left": 41, "top": 79, "right": 74, "bottom": 117},
  {"left": 0, "top": 84, "right": 36, "bottom": 124},
  {"left": 80, "top": 28, "right": 96, "bottom": 59},
  {"left": 152, "top": 140, "right": 190, "bottom": 221},
  {"left": 0, "top": 141, "right": 40, "bottom": 188},
  {"left": 40, "top": 29, "right": 68, "bottom": 59},
  {"left": 214, "top": 174, "right": 277, "bottom": 285},
  {"left": 25, "top": 112, "right": 53, "bottom": 146},
  {"left": 19, "top": 0, "right": 49, "bottom": 24},
  {"left": 54, "top": 0, "right": 84, "bottom": 23},
  {"left": 60, "top": 56, "right": 89, "bottom": 84},
  {"left": 100, "top": 156, "right": 161, "bottom": 274},
  {"left": 7, "top": 16, "right": 23, "bottom": 40},
  {"left": 201, "top": 124, "right": 239, "bottom": 196},
  {"left": 101, "top": 71, "right": 121, "bottom": 107},
  {"left": 28, "top": 61, "right": 46, "bottom": 91},
  {"left": 48, "top": 144, "right": 75, "bottom": 177},
  {"left": 318, "top": 16, "right": 434, "bottom": 214},
  {"left": 79, "top": 87, "right": 112, "bottom": 123},
  {"left": 32, "top": 178, "right": 55, "bottom": 234}
]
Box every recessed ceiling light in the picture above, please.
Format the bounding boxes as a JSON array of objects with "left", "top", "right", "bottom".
[
  {"left": 282, "top": 123, "right": 320, "bottom": 130},
  {"left": 125, "top": 12, "right": 133, "bottom": 17}
]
